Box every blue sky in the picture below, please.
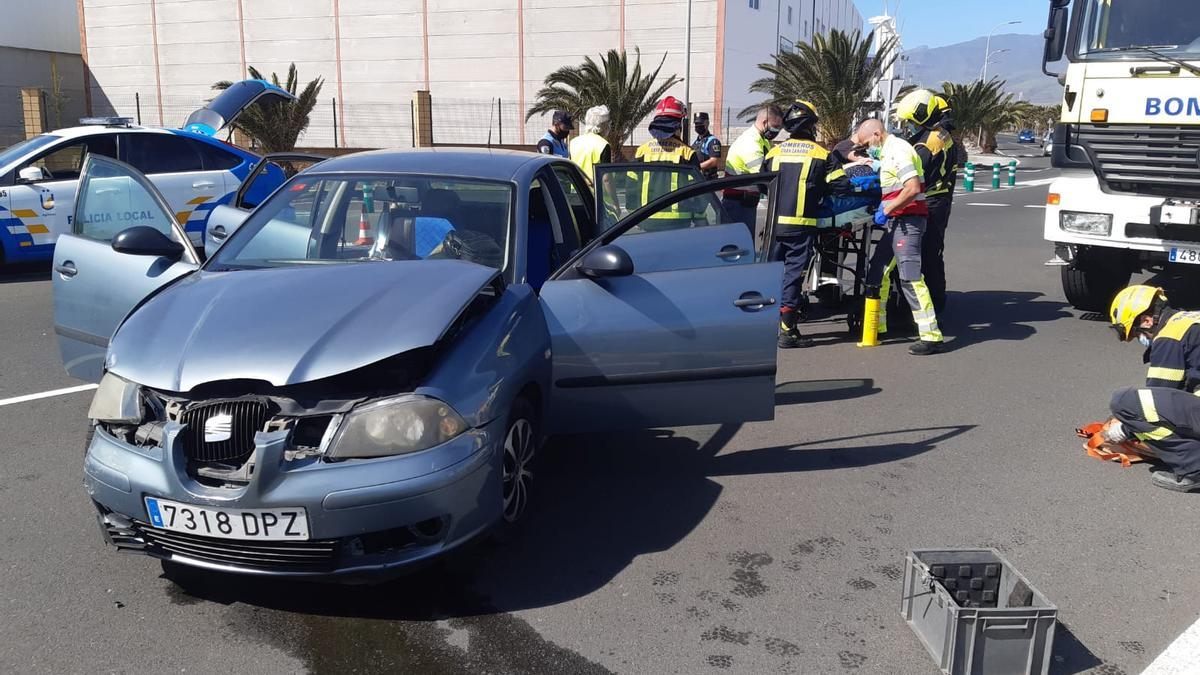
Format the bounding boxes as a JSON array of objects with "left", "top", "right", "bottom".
[{"left": 851, "top": 0, "right": 1049, "bottom": 49}]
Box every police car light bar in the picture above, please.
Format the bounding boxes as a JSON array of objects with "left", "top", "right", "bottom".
[{"left": 79, "top": 116, "right": 134, "bottom": 127}]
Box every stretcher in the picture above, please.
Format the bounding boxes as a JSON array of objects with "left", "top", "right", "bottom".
[{"left": 805, "top": 175, "right": 884, "bottom": 331}]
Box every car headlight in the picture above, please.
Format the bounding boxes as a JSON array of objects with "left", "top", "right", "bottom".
[
  {"left": 325, "top": 395, "right": 468, "bottom": 459},
  {"left": 87, "top": 372, "right": 143, "bottom": 424},
  {"left": 1060, "top": 211, "right": 1113, "bottom": 236}
]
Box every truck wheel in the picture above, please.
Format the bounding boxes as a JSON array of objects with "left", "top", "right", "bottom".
[{"left": 1061, "top": 257, "right": 1131, "bottom": 312}]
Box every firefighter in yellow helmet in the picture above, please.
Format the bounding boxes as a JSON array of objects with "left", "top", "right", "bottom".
[
  {"left": 896, "top": 89, "right": 959, "bottom": 316},
  {"left": 1105, "top": 284, "right": 1200, "bottom": 491},
  {"left": 762, "top": 99, "right": 851, "bottom": 348}
]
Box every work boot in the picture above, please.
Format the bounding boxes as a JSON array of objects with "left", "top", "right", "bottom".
[
  {"left": 1151, "top": 470, "right": 1200, "bottom": 493},
  {"left": 779, "top": 309, "right": 813, "bottom": 349},
  {"left": 908, "top": 340, "right": 945, "bottom": 355}
]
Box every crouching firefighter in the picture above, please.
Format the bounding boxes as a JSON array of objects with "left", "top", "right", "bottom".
[
  {"left": 762, "top": 100, "right": 851, "bottom": 349},
  {"left": 856, "top": 118, "right": 944, "bottom": 355},
  {"left": 1103, "top": 285, "right": 1200, "bottom": 491}
]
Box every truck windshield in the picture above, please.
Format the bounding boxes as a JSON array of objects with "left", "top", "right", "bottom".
[{"left": 1076, "top": 0, "right": 1200, "bottom": 59}]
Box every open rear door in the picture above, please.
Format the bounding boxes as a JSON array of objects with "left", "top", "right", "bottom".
[
  {"left": 539, "top": 173, "right": 782, "bottom": 434},
  {"left": 205, "top": 152, "right": 326, "bottom": 252},
  {"left": 182, "top": 79, "right": 297, "bottom": 137},
  {"left": 53, "top": 155, "right": 201, "bottom": 382}
]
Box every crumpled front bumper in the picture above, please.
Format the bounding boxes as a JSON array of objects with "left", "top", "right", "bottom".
[{"left": 84, "top": 415, "right": 504, "bottom": 578}]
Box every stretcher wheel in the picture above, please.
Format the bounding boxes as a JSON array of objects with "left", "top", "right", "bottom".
[
  {"left": 845, "top": 304, "right": 863, "bottom": 333},
  {"left": 815, "top": 284, "right": 842, "bottom": 308}
]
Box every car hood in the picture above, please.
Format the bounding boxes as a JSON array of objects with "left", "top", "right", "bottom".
[{"left": 108, "top": 260, "right": 497, "bottom": 393}]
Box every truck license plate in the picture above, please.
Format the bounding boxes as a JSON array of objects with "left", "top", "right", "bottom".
[
  {"left": 1169, "top": 247, "right": 1200, "bottom": 265},
  {"left": 144, "top": 497, "right": 309, "bottom": 540}
]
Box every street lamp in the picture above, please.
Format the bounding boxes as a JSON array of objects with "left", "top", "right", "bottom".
[
  {"left": 981, "top": 20, "right": 1021, "bottom": 82},
  {"left": 978, "top": 48, "right": 1011, "bottom": 80}
]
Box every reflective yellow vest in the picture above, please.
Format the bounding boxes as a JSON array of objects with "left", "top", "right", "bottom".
[
  {"left": 628, "top": 137, "right": 700, "bottom": 228},
  {"left": 570, "top": 132, "right": 609, "bottom": 183},
  {"left": 725, "top": 126, "right": 771, "bottom": 176}
]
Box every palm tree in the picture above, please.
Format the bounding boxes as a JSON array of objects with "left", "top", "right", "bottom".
[
  {"left": 742, "top": 29, "right": 897, "bottom": 142},
  {"left": 526, "top": 48, "right": 681, "bottom": 157},
  {"left": 212, "top": 64, "right": 323, "bottom": 153},
  {"left": 939, "top": 79, "right": 1015, "bottom": 153}
]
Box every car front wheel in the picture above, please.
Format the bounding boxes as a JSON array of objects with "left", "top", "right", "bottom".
[{"left": 500, "top": 398, "right": 538, "bottom": 525}]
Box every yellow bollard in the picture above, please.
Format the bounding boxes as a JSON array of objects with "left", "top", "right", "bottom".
[{"left": 858, "top": 297, "right": 881, "bottom": 348}]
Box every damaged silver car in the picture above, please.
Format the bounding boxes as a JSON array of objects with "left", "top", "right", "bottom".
[{"left": 55, "top": 149, "right": 783, "bottom": 578}]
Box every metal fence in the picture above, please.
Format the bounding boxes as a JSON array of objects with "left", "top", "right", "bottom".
[{"left": 82, "top": 91, "right": 747, "bottom": 152}]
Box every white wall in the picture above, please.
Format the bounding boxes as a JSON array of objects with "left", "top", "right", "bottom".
[{"left": 0, "top": 0, "right": 81, "bottom": 54}]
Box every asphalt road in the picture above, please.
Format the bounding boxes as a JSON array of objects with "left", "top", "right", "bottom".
[{"left": 3, "top": 138, "right": 1198, "bottom": 674}]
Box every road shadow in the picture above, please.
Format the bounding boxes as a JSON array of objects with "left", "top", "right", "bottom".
[
  {"left": 0, "top": 261, "right": 50, "bottom": 284},
  {"left": 775, "top": 378, "right": 880, "bottom": 406},
  {"left": 1049, "top": 621, "right": 1105, "bottom": 675},
  {"left": 163, "top": 423, "right": 975, "bottom": 626},
  {"left": 941, "top": 290, "right": 1072, "bottom": 351}
]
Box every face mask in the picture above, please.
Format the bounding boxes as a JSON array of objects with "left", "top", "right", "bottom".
[
  {"left": 870, "top": 159, "right": 882, "bottom": 172},
  {"left": 1138, "top": 334, "right": 1152, "bottom": 347},
  {"left": 903, "top": 122, "right": 921, "bottom": 139},
  {"left": 694, "top": 125, "right": 708, "bottom": 136},
  {"left": 763, "top": 126, "right": 782, "bottom": 140},
  {"left": 867, "top": 145, "right": 882, "bottom": 160}
]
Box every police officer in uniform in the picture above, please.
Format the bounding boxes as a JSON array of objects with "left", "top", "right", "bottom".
[
  {"left": 691, "top": 112, "right": 723, "bottom": 179},
  {"left": 537, "top": 110, "right": 573, "bottom": 158},
  {"left": 627, "top": 96, "right": 704, "bottom": 231},
  {"left": 762, "top": 100, "right": 851, "bottom": 348},
  {"left": 896, "top": 89, "right": 958, "bottom": 314}
]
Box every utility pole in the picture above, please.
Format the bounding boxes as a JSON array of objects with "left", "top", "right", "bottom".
[
  {"left": 684, "top": 0, "right": 692, "bottom": 142},
  {"left": 981, "top": 20, "right": 1021, "bottom": 82}
]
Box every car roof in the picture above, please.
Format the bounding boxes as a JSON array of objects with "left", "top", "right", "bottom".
[
  {"left": 43, "top": 125, "right": 176, "bottom": 140},
  {"left": 310, "top": 147, "right": 563, "bottom": 181}
]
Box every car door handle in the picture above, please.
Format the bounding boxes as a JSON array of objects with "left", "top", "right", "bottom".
[
  {"left": 734, "top": 293, "right": 775, "bottom": 311},
  {"left": 55, "top": 261, "right": 77, "bottom": 278},
  {"left": 717, "top": 245, "right": 750, "bottom": 261},
  {"left": 192, "top": 181, "right": 216, "bottom": 189},
  {"left": 210, "top": 225, "right": 227, "bottom": 240}
]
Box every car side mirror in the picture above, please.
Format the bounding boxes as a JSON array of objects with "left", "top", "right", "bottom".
[
  {"left": 577, "top": 244, "right": 634, "bottom": 279},
  {"left": 111, "top": 226, "right": 185, "bottom": 260},
  {"left": 17, "top": 166, "right": 44, "bottom": 183}
]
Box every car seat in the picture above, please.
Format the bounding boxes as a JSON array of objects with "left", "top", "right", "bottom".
[{"left": 526, "top": 187, "right": 555, "bottom": 289}]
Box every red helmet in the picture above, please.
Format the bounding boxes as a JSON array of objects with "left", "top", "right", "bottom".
[{"left": 654, "top": 96, "right": 686, "bottom": 119}]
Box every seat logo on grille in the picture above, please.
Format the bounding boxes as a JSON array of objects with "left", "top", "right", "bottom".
[{"left": 203, "top": 413, "right": 233, "bottom": 443}]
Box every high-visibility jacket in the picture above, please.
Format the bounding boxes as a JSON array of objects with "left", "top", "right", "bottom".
[
  {"left": 570, "top": 132, "right": 611, "bottom": 183},
  {"left": 725, "top": 126, "right": 771, "bottom": 176},
  {"left": 1147, "top": 310, "right": 1200, "bottom": 393},
  {"left": 627, "top": 137, "right": 702, "bottom": 229},
  {"left": 880, "top": 134, "right": 928, "bottom": 217},
  {"left": 763, "top": 138, "right": 850, "bottom": 229},
  {"left": 911, "top": 123, "right": 959, "bottom": 203}
]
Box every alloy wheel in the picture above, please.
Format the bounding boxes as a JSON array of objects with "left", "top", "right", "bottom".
[{"left": 501, "top": 417, "right": 535, "bottom": 523}]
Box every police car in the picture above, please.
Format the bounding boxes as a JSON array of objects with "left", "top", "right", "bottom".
[{"left": 0, "top": 80, "right": 294, "bottom": 266}]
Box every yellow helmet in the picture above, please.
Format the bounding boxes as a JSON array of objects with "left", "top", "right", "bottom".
[
  {"left": 896, "top": 89, "right": 950, "bottom": 127},
  {"left": 1109, "top": 284, "right": 1167, "bottom": 341}
]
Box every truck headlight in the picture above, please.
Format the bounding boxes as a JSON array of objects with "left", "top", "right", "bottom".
[
  {"left": 1060, "top": 211, "right": 1113, "bottom": 236},
  {"left": 326, "top": 395, "right": 467, "bottom": 459},
  {"left": 88, "top": 372, "right": 143, "bottom": 424}
]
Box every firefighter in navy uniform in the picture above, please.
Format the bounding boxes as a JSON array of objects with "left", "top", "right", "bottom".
[
  {"left": 896, "top": 89, "right": 958, "bottom": 315},
  {"left": 762, "top": 100, "right": 851, "bottom": 349},
  {"left": 1105, "top": 285, "right": 1200, "bottom": 492},
  {"left": 627, "top": 96, "right": 704, "bottom": 231}
]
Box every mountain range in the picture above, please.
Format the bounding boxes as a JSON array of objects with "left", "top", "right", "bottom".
[{"left": 900, "top": 33, "right": 1063, "bottom": 105}]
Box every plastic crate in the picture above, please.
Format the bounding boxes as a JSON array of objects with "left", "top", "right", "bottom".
[{"left": 901, "top": 549, "right": 1057, "bottom": 675}]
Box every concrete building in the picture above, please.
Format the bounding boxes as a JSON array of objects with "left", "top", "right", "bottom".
[
  {"left": 77, "top": 0, "right": 862, "bottom": 149},
  {"left": 0, "top": 0, "right": 87, "bottom": 145}
]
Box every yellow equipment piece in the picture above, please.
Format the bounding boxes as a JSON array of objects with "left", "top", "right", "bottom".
[
  {"left": 896, "top": 89, "right": 950, "bottom": 127},
  {"left": 858, "top": 297, "right": 881, "bottom": 348},
  {"left": 1109, "top": 284, "right": 1167, "bottom": 341}
]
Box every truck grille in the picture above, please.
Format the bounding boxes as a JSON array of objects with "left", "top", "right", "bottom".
[
  {"left": 179, "top": 399, "right": 270, "bottom": 464},
  {"left": 138, "top": 522, "right": 339, "bottom": 572},
  {"left": 1077, "top": 124, "right": 1200, "bottom": 199}
]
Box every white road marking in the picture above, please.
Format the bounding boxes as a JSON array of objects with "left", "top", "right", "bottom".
[
  {"left": 967, "top": 203, "right": 1009, "bottom": 207},
  {"left": 1143, "top": 613, "right": 1200, "bottom": 675},
  {"left": 1024, "top": 205, "right": 1047, "bottom": 209},
  {"left": 0, "top": 384, "right": 98, "bottom": 408}
]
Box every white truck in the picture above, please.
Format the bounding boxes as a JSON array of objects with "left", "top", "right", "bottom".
[{"left": 1041, "top": 0, "right": 1200, "bottom": 311}]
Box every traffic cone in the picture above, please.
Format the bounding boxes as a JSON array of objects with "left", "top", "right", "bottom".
[{"left": 354, "top": 205, "right": 373, "bottom": 246}]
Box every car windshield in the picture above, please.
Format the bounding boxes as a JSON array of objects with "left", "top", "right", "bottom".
[
  {"left": 1076, "top": 0, "right": 1200, "bottom": 59},
  {"left": 0, "top": 134, "right": 60, "bottom": 170},
  {"left": 207, "top": 174, "right": 512, "bottom": 271}
]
